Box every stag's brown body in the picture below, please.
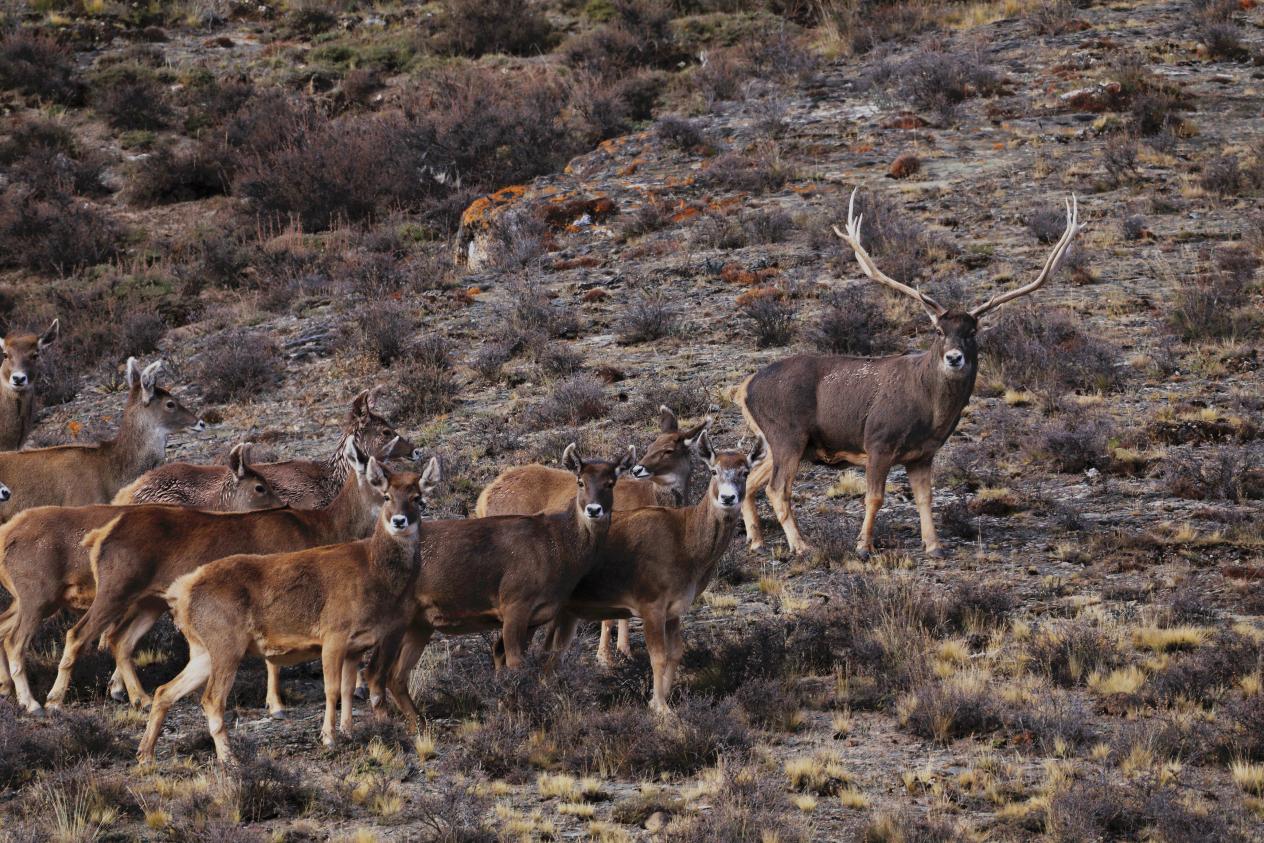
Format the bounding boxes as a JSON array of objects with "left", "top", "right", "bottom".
[
  {"left": 739, "top": 189, "right": 1084, "bottom": 558},
  {"left": 369, "top": 446, "right": 630, "bottom": 726},
  {"left": 0, "top": 445, "right": 280, "bottom": 713},
  {"left": 137, "top": 462, "right": 431, "bottom": 763},
  {"left": 116, "top": 390, "right": 418, "bottom": 509},
  {"left": 44, "top": 442, "right": 397, "bottom": 713},
  {"left": 543, "top": 436, "right": 761, "bottom": 711},
  {"left": 475, "top": 407, "right": 709, "bottom": 662},
  {"left": 0, "top": 359, "right": 202, "bottom": 523},
  {"left": 0, "top": 320, "right": 58, "bottom": 451}
]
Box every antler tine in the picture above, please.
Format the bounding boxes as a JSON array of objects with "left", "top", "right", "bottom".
[
  {"left": 970, "top": 194, "right": 1086, "bottom": 318},
  {"left": 832, "top": 187, "right": 945, "bottom": 316}
]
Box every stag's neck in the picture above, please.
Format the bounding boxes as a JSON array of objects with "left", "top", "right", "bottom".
[
  {"left": 324, "top": 433, "right": 354, "bottom": 483},
  {"left": 683, "top": 492, "right": 740, "bottom": 571},
  {"left": 104, "top": 406, "right": 169, "bottom": 481},
  {"left": 917, "top": 341, "right": 976, "bottom": 439}
]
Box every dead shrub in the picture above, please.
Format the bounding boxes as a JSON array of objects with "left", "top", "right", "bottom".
[
  {"left": 664, "top": 765, "right": 808, "bottom": 843},
  {"left": 1026, "top": 0, "right": 1078, "bottom": 35},
  {"left": 702, "top": 149, "right": 793, "bottom": 193},
  {"left": 1028, "top": 622, "right": 1123, "bottom": 687},
  {"left": 91, "top": 64, "right": 171, "bottom": 131},
  {"left": 1199, "top": 21, "right": 1247, "bottom": 61},
  {"left": 0, "top": 187, "right": 120, "bottom": 275},
  {"left": 900, "top": 679, "right": 1003, "bottom": 744},
  {"left": 562, "top": 0, "right": 679, "bottom": 79},
  {"left": 1148, "top": 629, "right": 1258, "bottom": 705},
  {"left": 126, "top": 142, "right": 231, "bottom": 206},
  {"left": 983, "top": 306, "right": 1123, "bottom": 400},
  {"left": 1169, "top": 247, "right": 1260, "bottom": 341},
  {"left": 194, "top": 331, "right": 285, "bottom": 403},
  {"left": 656, "top": 115, "right": 706, "bottom": 150},
  {"left": 823, "top": 1, "right": 938, "bottom": 55},
  {"left": 356, "top": 300, "right": 415, "bottom": 366},
  {"left": 1023, "top": 412, "right": 1114, "bottom": 473},
  {"left": 1101, "top": 133, "right": 1140, "bottom": 186},
  {"left": 0, "top": 29, "right": 81, "bottom": 103},
  {"left": 620, "top": 288, "right": 679, "bottom": 344},
  {"left": 1046, "top": 772, "right": 1240, "bottom": 843},
  {"left": 809, "top": 285, "right": 900, "bottom": 356},
  {"left": 739, "top": 289, "right": 795, "bottom": 348},
  {"left": 432, "top": 0, "right": 556, "bottom": 57},
  {"left": 0, "top": 118, "right": 109, "bottom": 198},
  {"left": 522, "top": 374, "right": 608, "bottom": 428},
  {"left": 838, "top": 190, "right": 943, "bottom": 285},
  {"left": 1201, "top": 154, "right": 1243, "bottom": 196},
  {"left": 891, "top": 48, "right": 1002, "bottom": 124},
  {"left": 1163, "top": 444, "right": 1263, "bottom": 502},
  {"left": 397, "top": 335, "right": 459, "bottom": 423}
]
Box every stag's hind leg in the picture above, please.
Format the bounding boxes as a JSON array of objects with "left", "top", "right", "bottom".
[
  {"left": 740, "top": 448, "right": 774, "bottom": 550},
  {"left": 766, "top": 448, "right": 811, "bottom": 555},
  {"left": 906, "top": 458, "right": 943, "bottom": 558},
  {"left": 3, "top": 598, "right": 52, "bottom": 713}
]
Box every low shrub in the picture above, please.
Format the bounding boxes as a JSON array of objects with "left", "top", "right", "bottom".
[
  {"left": 521, "top": 374, "right": 608, "bottom": 428},
  {"left": 809, "top": 286, "right": 899, "bottom": 356},
  {"left": 0, "top": 29, "right": 81, "bottom": 103},
  {"left": 739, "top": 289, "right": 795, "bottom": 348},
  {"left": 193, "top": 331, "right": 285, "bottom": 403},
  {"left": 91, "top": 65, "right": 171, "bottom": 131},
  {"left": 619, "top": 289, "right": 678, "bottom": 344},
  {"left": 432, "top": 0, "right": 555, "bottom": 57},
  {"left": 0, "top": 187, "right": 120, "bottom": 275}
]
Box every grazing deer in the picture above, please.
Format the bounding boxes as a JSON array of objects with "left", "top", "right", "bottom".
[
  {"left": 0, "top": 319, "right": 59, "bottom": 451},
  {"left": 367, "top": 444, "right": 632, "bottom": 727},
  {"left": 0, "top": 358, "right": 203, "bottom": 524},
  {"left": 542, "top": 433, "right": 763, "bottom": 713},
  {"left": 137, "top": 459, "right": 430, "bottom": 764},
  {"left": 0, "top": 450, "right": 281, "bottom": 713},
  {"left": 46, "top": 441, "right": 438, "bottom": 714},
  {"left": 738, "top": 190, "right": 1085, "bottom": 558},
  {"left": 115, "top": 389, "right": 420, "bottom": 509},
  {"left": 476, "top": 406, "right": 710, "bottom": 663}
]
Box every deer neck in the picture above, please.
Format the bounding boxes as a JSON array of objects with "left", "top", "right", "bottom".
[
  {"left": 683, "top": 490, "right": 740, "bottom": 572},
  {"left": 104, "top": 401, "right": 169, "bottom": 482},
  {"left": 324, "top": 432, "right": 354, "bottom": 486},
  {"left": 368, "top": 523, "right": 420, "bottom": 590},
  {"left": 919, "top": 341, "right": 976, "bottom": 439},
  {"left": 652, "top": 467, "right": 691, "bottom": 506},
  {"left": 567, "top": 500, "right": 610, "bottom": 564},
  {"left": 316, "top": 476, "right": 377, "bottom": 543}
]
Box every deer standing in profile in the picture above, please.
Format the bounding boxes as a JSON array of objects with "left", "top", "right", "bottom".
[
  {"left": 0, "top": 319, "right": 59, "bottom": 451},
  {"left": 0, "top": 358, "right": 203, "bottom": 524},
  {"left": 0, "top": 443, "right": 281, "bottom": 713},
  {"left": 137, "top": 460, "right": 429, "bottom": 764},
  {"left": 476, "top": 406, "right": 710, "bottom": 664},
  {"left": 116, "top": 389, "right": 420, "bottom": 509},
  {"left": 738, "top": 190, "right": 1084, "bottom": 558},
  {"left": 539, "top": 433, "right": 763, "bottom": 713},
  {"left": 46, "top": 440, "right": 439, "bottom": 714},
  {"left": 366, "top": 444, "right": 632, "bottom": 727}
]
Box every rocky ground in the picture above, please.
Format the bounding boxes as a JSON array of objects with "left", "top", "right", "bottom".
[{"left": 2, "top": 0, "right": 1264, "bottom": 840}]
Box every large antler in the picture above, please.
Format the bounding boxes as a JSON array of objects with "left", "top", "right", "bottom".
[
  {"left": 833, "top": 187, "right": 945, "bottom": 318},
  {"left": 970, "top": 195, "right": 1085, "bottom": 318}
]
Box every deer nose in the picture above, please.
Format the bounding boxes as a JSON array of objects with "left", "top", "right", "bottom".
[
  {"left": 0, "top": 485, "right": 9, "bottom": 502},
  {"left": 585, "top": 503, "right": 604, "bottom": 519},
  {"left": 192, "top": 419, "right": 207, "bottom": 432},
  {"left": 720, "top": 493, "right": 737, "bottom": 506},
  {"left": 631, "top": 465, "right": 649, "bottom": 478},
  {"left": 411, "top": 447, "right": 424, "bottom": 461},
  {"left": 9, "top": 373, "right": 26, "bottom": 387},
  {"left": 944, "top": 350, "right": 965, "bottom": 369},
  {"left": 390, "top": 514, "right": 408, "bottom": 530}
]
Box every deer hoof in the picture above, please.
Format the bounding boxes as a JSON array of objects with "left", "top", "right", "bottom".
[
  {"left": 854, "top": 547, "right": 871, "bottom": 562},
  {"left": 269, "top": 709, "right": 288, "bottom": 721},
  {"left": 926, "top": 546, "right": 945, "bottom": 560},
  {"left": 353, "top": 685, "right": 368, "bottom": 701},
  {"left": 109, "top": 686, "right": 128, "bottom": 703},
  {"left": 28, "top": 703, "right": 48, "bottom": 717},
  {"left": 321, "top": 732, "right": 336, "bottom": 748}
]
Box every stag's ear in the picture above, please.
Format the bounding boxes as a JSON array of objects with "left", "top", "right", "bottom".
[
  {"left": 562, "top": 442, "right": 583, "bottom": 475},
  {"left": 419, "top": 456, "right": 441, "bottom": 494},
  {"left": 351, "top": 389, "right": 372, "bottom": 419},
  {"left": 658, "top": 405, "right": 679, "bottom": 433},
  {"left": 228, "top": 442, "right": 250, "bottom": 478},
  {"left": 140, "top": 360, "right": 162, "bottom": 403},
  {"left": 697, "top": 431, "right": 717, "bottom": 467},
  {"left": 38, "top": 318, "right": 59, "bottom": 349},
  {"left": 617, "top": 445, "right": 637, "bottom": 476},
  {"left": 125, "top": 357, "right": 141, "bottom": 391},
  {"left": 923, "top": 302, "right": 942, "bottom": 329},
  {"left": 683, "top": 416, "right": 713, "bottom": 448},
  {"left": 747, "top": 435, "right": 767, "bottom": 469},
  {"left": 366, "top": 457, "right": 389, "bottom": 494}
]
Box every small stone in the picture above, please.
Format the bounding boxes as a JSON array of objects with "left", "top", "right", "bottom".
[{"left": 644, "top": 811, "right": 667, "bottom": 833}]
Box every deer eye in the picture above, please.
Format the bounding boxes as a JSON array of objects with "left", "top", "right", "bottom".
[
  {"left": 577, "top": 480, "right": 585, "bottom": 488},
  {"left": 255, "top": 484, "right": 266, "bottom": 494},
  {"left": 165, "top": 400, "right": 176, "bottom": 409},
  {"left": 29, "top": 352, "right": 37, "bottom": 360}
]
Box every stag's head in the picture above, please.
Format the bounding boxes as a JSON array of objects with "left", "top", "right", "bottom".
[
  {"left": 347, "top": 389, "right": 422, "bottom": 463},
  {"left": 563, "top": 443, "right": 635, "bottom": 522},
  {"left": 699, "top": 432, "right": 765, "bottom": 513},
  {"left": 834, "top": 189, "right": 1085, "bottom": 380},
  {"left": 0, "top": 319, "right": 58, "bottom": 395},
  {"left": 366, "top": 455, "right": 442, "bottom": 538},
  {"left": 630, "top": 405, "right": 712, "bottom": 485}
]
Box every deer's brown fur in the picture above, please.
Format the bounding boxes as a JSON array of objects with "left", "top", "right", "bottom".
[
  {"left": 136, "top": 461, "right": 433, "bottom": 763},
  {"left": 0, "top": 358, "right": 202, "bottom": 524},
  {"left": 116, "top": 390, "right": 418, "bottom": 509},
  {"left": 0, "top": 319, "right": 58, "bottom": 451}
]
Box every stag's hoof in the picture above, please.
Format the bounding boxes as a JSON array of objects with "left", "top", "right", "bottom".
[
  {"left": 269, "top": 709, "right": 288, "bottom": 721},
  {"left": 926, "top": 546, "right": 946, "bottom": 560}
]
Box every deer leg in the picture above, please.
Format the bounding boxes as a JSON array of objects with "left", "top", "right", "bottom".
[
  {"left": 906, "top": 458, "right": 943, "bottom": 558},
  {"left": 340, "top": 656, "right": 358, "bottom": 735},
  {"left": 596, "top": 621, "right": 614, "bottom": 666},
  {"left": 616, "top": 619, "right": 633, "bottom": 659},
  {"left": 319, "top": 636, "right": 349, "bottom": 747},
  {"left": 0, "top": 606, "right": 17, "bottom": 695},
  {"left": 379, "top": 626, "right": 430, "bottom": 729},
  {"left": 856, "top": 454, "right": 894, "bottom": 560},
  {"left": 138, "top": 641, "right": 212, "bottom": 763},
  {"left": 46, "top": 597, "right": 118, "bottom": 710},
  {"left": 663, "top": 616, "right": 684, "bottom": 698},
  {"left": 741, "top": 451, "right": 774, "bottom": 550},
  {"left": 111, "top": 602, "right": 165, "bottom": 709},
  {"left": 201, "top": 655, "right": 240, "bottom": 765},
  {"left": 4, "top": 600, "right": 50, "bottom": 713},
  {"left": 767, "top": 451, "right": 812, "bottom": 555},
  {"left": 265, "top": 661, "right": 285, "bottom": 719},
  {"left": 643, "top": 607, "right": 672, "bottom": 715},
  {"left": 499, "top": 606, "right": 535, "bottom": 670}
]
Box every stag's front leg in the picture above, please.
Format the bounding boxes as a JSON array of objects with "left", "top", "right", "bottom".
[
  {"left": 856, "top": 453, "right": 894, "bottom": 560},
  {"left": 906, "top": 458, "right": 943, "bottom": 558}
]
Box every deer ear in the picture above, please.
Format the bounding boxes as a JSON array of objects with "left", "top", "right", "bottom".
[
  {"left": 697, "top": 430, "right": 717, "bottom": 466},
  {"left": 419, "top": 455, "right": 442, "bottom": 491},
  {"left": 351, "top": 389, "right": 372, "bottom": 419},
  {"left": 125, "top": 357, "right": 141, "bottom": 391},
  {"left": 683, "top": 416, "right": 713, "bottom": 448},
  {"left": 617, "top": 445, "right": 637, "bottom": 476},
  {"left": 140, "top": 360, "right": 162, "bottom": 399},
  {"left": 747, "top": 435, "right": 767, "bottom": 468},
  {"left": 228, "top": 443, "right": 249, "bottom": 478},
  {"left": 344, "top": 437, "right": 370, "bottom": 475},
  {"left": 38, "top": 318, "right": 59, "bottom": 349},
  {"left": 562, "top": 442, "right": 583, "bottom": 475},
  {"left": 658, "top": 405, "right": 679, "bottom": 433},
  {"left": 366, "top": 457, "right": 388, "bottom": 494}
]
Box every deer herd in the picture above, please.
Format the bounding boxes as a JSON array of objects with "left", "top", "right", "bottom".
[{"left": 0, "top": 190, "right": 1084, "bottom": 764}]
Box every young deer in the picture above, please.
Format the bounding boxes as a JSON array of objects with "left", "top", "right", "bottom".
[
  {"left": 0, "top": 319, "right": 59, "bottom": 451},
  {"left": 367, "top": 444, "right": 632, "bottom": 727},
  {"left": 137, "top": 460, "right": 430, "bottom": 764},
  {"left": 47, "top": 441, "right": 438, "bottom": 714},
  {"left": 0, "top": 450, "right": 280, "bottom": 713},
  {"left": 542, "top": 433, "right": 763, "bottom": 713},
  {"left": 738, "top": 190, "right": 1085, "bottom": 558},
  {"left": 475, "top": 406, "right": 710, "bottom": 663},
  {"left": 0, "top": 358, "right": 204, "bottom": 524},
  {"left": 116, "top": 389, "right": 420, "bottom": 509}
]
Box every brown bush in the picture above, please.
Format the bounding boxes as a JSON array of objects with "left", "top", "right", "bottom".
[
  {"left": 193, "top": 331, "right": 285, "bottom": 404},
  {"left": 397, "top": 335, "right": 459, "bottom": 424},
  {"left": 0, "top": 29, "right": 81, "bottom": 103},
  {"left": 433, "top": 0, "right": 555, "bottom": 57},
  {"left": 983, "top": 305, "right": 1123, "bottom": 399},
  {"left": 521, "top": 374, "right": 608, "bottom": 428},
  {"left": 0, "top": 118, "right": 109, "bottom": 198},
  {"left": 809, "top": 285, "right": 900, "bottom": 356},
  {"left": 1168, "top": 247, "right": 1260, "bottom": 341},
  {"left": 126, "top": 142, "right": 231, "bottom": 206},
  {"left": 0, "top": 187, "right": 120, "bottom": 275},
  {"left": 90, "top": 64, "right": 172, "bottom": 131}
]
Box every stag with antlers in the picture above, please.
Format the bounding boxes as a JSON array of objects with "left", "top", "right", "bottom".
[{"left": 736, "top": 189, "right": 1085, "bottom": 559}]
